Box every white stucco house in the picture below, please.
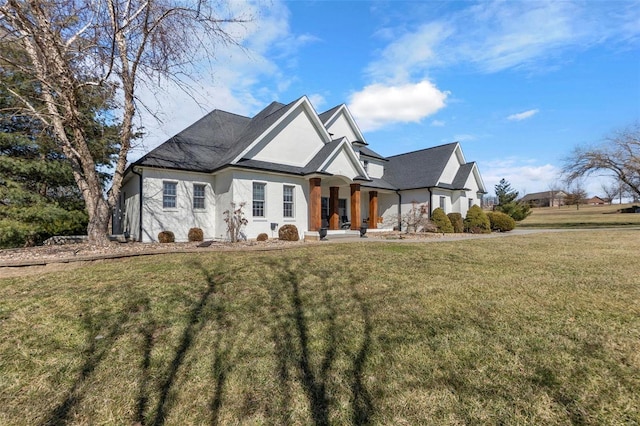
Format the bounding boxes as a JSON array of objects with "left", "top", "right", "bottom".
[{"left": 113, "top": 96, "right": 486, "bottom": 242}]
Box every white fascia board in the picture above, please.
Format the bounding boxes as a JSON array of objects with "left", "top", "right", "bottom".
[
  {"left": 325, "top": 104, "right": 367, "bottom": 144},
  {"left": 318, "top": 137, "right": 369, "bottom": 178},
  {"left": 453, "top": 142, "right": 466, "bottom": 164},
  {"left": 231, "top": 96, "right": 333, "bottom": 164},
  {"left": 471, "top": 162, "right": 487, "bottom": 193}
]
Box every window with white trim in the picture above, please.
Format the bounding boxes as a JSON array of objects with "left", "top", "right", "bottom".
[
  {"left": 163, "top": 181, "right": 177, "bottom": 209},
  {"left": 283, "top": 185, "right": 294, "bottom": 218},
  {"left": 253, "top": 182, "right": 266, "bottom": 217},
  {"left": 468, "top": 198, "right": 474, "bottom": 209},
  {"left": 439, "top": 196, "right": 446, "bottom": 211},
  {"left": 193, "top": 184, "right": 205, "bottom": 209}
]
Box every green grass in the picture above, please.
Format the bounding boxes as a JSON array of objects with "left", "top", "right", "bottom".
[
  {"left": 1, "top": 231, "right": 639, "bottom": 425},
  {"left": 519, "top": 203, "right": 640, "bottom": 228}
]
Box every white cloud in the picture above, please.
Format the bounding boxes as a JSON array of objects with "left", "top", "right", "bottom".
[
  {"left": 366, "top": 0, "right": 640, "bottom": 78},
  {"left": 431, "top": 119, "right": 445, "bottom": 127},
  {"left": 307, "top": 93, "right": 326, "bottom": 110},
  {"left": 507, "top": 109, "right": 539, "bottom": 121},
  {"left": 128, "top": 0, "right": 309, "bottom": 161},
  {"left": 348, "top": 81, "right": 449, "bottom": 132},
  {"left": 482, "top": 158, "right": 561, "bottom": 195}
]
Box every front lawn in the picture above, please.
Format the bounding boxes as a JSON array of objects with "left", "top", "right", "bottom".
[
  {"left": 519, "top": 203, "right": 640, "bottom": 228},
  {"left": 1, "top": 230, "right": 638, "bottom": 424}
]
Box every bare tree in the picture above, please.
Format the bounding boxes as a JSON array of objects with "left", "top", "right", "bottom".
[
  {"left": 600, "top": 181, "right": 620, "bottom": 204},
  {"left": 0, "top": 0, "right": 248, "bottom": 243},
  {"left": 563, "top": 123, "right": 640, "bottom": 201},
  {"left": 564, "top": 181, "right": 588, "bottom": 210}
]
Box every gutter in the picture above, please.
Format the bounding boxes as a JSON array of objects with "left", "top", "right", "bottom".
[
  {"left": 131, "top": 167, "right": 143, "bottom": 242},
  {"left": 428, "top": 187, "right": 433, "bottom": 219},
  {"left": 396, "top": 190, "right": 402, "bottom": 231}
]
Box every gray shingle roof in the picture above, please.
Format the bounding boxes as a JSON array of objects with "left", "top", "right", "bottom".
[
  {"left": 134, "top": 110, "right": 250, "bottom": 172},
  {"left": 359, "top": 146, "right": 387, "bottom": 161},
  {"left": 450, "top": 162, "right": 475, "bottom": 190},
  {"left": 318, "top": 105, "right": 342, "bottom": 124},
  {"left": 383, "top": 143, "right": 458, "bottom": 190},
  {"left": 134, "top": 100, "right": 300, "bottom": 173}
]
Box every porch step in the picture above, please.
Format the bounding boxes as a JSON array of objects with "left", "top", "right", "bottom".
[{"left": 324, "top": 230, "right": 361, "bottom": 240}]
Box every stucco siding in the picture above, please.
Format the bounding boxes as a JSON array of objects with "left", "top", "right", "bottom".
[
  {"left": 116, "top": 174, "right": 141, "bottom": 240},
  {"left": 365, "top": 160, "right": 385, "bottom": 179},
  {"left": 439, "top": 154, "right": 461, "bottom": 184},
  {"left": 140, "top": 168, "right": 216, "bottom": 242},
  {"left": 230, "top": 171, "right": 308, "bottom": 240},
  {"left": 323, "top": 147, "right": 361, "bottom": 180},
  {"left": 325, "top": 113, "right": 359, "bottom": 142},
  {"left": 246, "top": 107, "right": 326, "bottom": 167}
]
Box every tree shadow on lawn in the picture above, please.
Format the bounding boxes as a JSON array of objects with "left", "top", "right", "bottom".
[
  {"left": 41, "top": 257, "right": 375, "bottom": 425},
  {"left": 265, "top": 257, "right": 376, "bottom": 425}
]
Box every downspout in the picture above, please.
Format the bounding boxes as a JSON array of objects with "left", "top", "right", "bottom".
[
  {"left": 396, "top": 190, "right": 402, "bottom": 231},
  {"left": 428, "top": 187, "right": 433, "bottom": 219},
  {"left": 131, "top": 167, "right": 143, "bottom": 242}
]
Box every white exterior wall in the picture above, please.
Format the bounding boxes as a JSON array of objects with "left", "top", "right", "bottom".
[
  {"left": 324, "top": 147, "right": 361, "bottom": 180},
  {"left": 397, "top": 189, "right": 431, "bottom": 231},
  {"left": 213, "top": 170, "right": 234, "bottom": 241},
  {"left": 431, "top": 188, "right": 451, "bottom": 214},
  {"left": 364, "top": 160, "right": 385, "bottom": 179},
  {"left": 325, "top": 113, "right": 359, "bottom": 142},
  {"left": 246, "top": 107, "right": 326, "bottom": 167},
  {"left": 140, "top": 168, "right": 216, "bottom": 242},
  {"left": 230, "top": 170, "right": 308, "bottom": 240},
  {"left": 439, "top": 154, "right": 461, "bottom": 184},
  {"left": 378, "top": 192, "right": 399, "bottom": 228},
  {"left": 116, "top": 173, "right": 141, "bottom": 239}
]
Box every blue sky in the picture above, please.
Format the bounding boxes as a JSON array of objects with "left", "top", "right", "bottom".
[{"left": 132, "top": 0, "right": 640, "bottom": 197}]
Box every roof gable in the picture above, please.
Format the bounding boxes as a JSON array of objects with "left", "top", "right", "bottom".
[
  {"left": 320, "top": 104, "right": 367, "bottom": 144},
  {"left": 232, "top": 96, "right": 332, "bottom": 166},
  {"left": 318, "top": 138, "right": 368, "bottom": 180},
  {"left": 134, "top": 110, "right": 250, "bottom": 172},
  {"left": 383, "top": 142, "right": 458, "bottom": 190}
]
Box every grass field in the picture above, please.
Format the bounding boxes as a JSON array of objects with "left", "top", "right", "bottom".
[
  {"left": 519, "top": 203, "right": 640, "bottom": 228},
  {"left": 1, "top": 230, "right": 639, "bottom": 425}
]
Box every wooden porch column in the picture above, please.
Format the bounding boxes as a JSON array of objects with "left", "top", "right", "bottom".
[
  {"left": 369, "top": 191, "right": 378, "bottom": 229},
  {"left": 329, "top": 186, "right": 339, "bottom": 230},
  {"left": 309, "top": 178, "right": 322, "bottom": 231},
  {"left": 350, "top": 183, "right": 361, "bottom": 230}
]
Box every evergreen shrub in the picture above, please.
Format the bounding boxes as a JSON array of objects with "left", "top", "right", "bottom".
[
  {"left": 431, "top": 208, "right": 454, "bottom": 233},
  {"left": 257, "top": 233, "right": 269, "bottom": 241},
  {"left": 463, "top": 205, "right": 491, "bottom": 234},
  {"left": 487, "top": 211, "right": 516, "bottom": 232},
  {"left": 447, "top": 212, "right": 464, "bottom": 233}
]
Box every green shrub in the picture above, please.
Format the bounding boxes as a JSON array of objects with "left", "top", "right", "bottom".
[
  {"left": 278, "top": 224, "right": 299, "bottom": 241},
  {"left": 188, "top": 227, "right": 204, "bottom": 242},
  {"left": 447, "top": 212, "right": 464, "bottom": 233},
  {"left": 487, "top": 211, "right": 516, "bottom": 232},
  {"left": 256, "top": 233, "right": 269, "bottom": 241},
  {"left": 431, "top": 208, "right": 454, "bottom": 233},
  {"left": 463, "top": 205, "right": 491, "bottom": 234},
  {"left": 158, "top": 231, "right": 175, "bottom": 243}
]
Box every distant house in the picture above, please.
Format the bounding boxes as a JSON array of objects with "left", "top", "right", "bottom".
[
  {"left": 113, "top": 96, "right": 486, "bottom": 242},
  {"left": 585, "top": 196, "right": 606, "bottom": 205},
  {"left": 521, "top": 190, "right": 567, "bottom": 207}
]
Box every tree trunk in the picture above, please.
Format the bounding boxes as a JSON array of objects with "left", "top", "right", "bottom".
[{"left": 86, "top": 197, "right": 112, "bottom": 245}]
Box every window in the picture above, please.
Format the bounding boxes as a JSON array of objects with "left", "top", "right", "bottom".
[
  {"left": 321, "top": 197, "right": 329, "bottom": 220},
  {"left": 283, "top": 185, "right": 294, "bottom": 218},
  {"left": 163, "top": 181, "right": 177, "bottom": 208},
  {"left": 193, "top": 184, "right": 205, "bottom": 209},
  {"left": 468, "top": 198, "right": 474, "bottom": 209},
  {"left": 363, "top": 160, "right": 369, "bottom": 173},
  {"left": 253, "top": 182, "right": 266, "bottom": 217},
  {"left": 439, "top": 196, "right": 446, "bottom": 211}
]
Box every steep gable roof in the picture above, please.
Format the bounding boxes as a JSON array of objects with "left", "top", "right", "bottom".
[
  {"left": 383, "top": 142, "right": 458, "bottom": 190},
  {"left": 134, "top": 110, "right": 250, "bottom": 172}
]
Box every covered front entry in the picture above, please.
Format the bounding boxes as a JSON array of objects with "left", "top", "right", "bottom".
[{"left": 307, "top": 177, "right": 379, "bottom": 232}]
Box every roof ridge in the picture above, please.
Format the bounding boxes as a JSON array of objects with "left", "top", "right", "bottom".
[{"left": 386, "top": 141, "right": 458, "bottom": 159}]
